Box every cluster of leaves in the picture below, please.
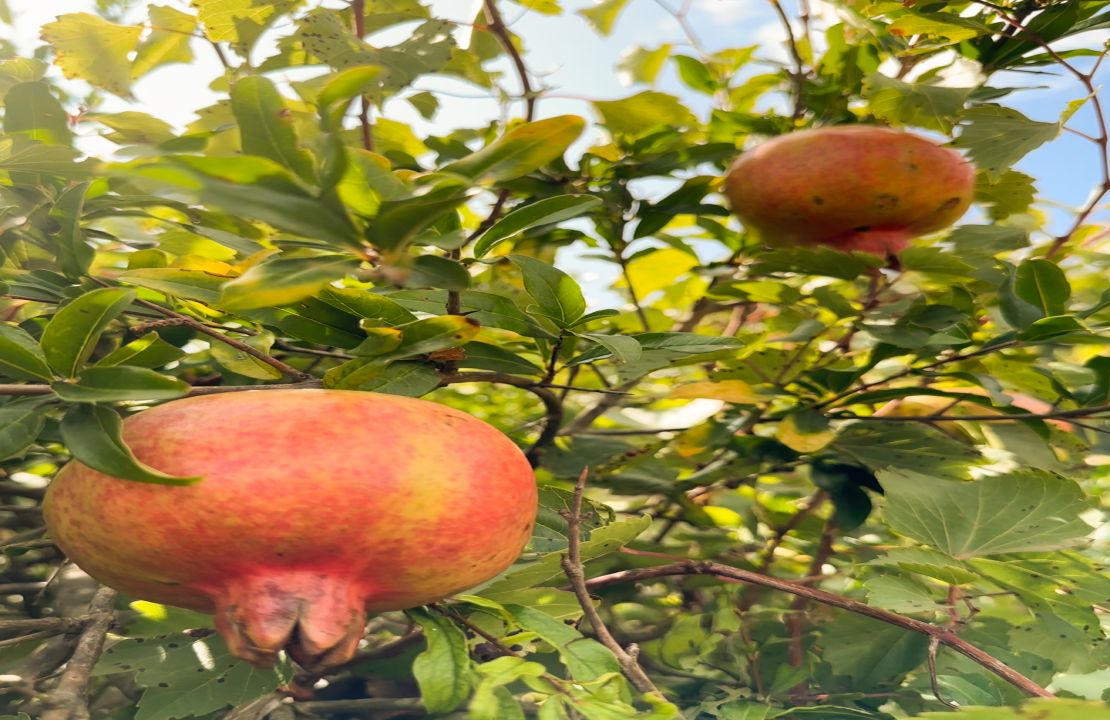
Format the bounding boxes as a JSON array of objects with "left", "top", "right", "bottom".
[{"left": 0, "top": 0, "right": 1109, "bottom": 718}]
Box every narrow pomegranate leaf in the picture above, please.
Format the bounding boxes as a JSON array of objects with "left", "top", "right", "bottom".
[
  {"left": 508, "top": 255, "right": 586, "bottom": 328},
  {"left": 407, "top": 608, "right": 472, "bottom": 714},
  {"left": 443, "top": 116, "right": 586, "bottom": 183},
  {"left": 473, "top": 195, "right": 602, "bottom": 258},
  {"left": 51, "top": 366, "right": 191, "bottom": 403},
  {"left": 0, "top": 399, "right": 47, "bottom": 461},
  {"left": 60, "top": 404, "right": 200, "bottom": 486},
  {"left": 0, "top": 323, "right": 52, "bottom": 381},
  {"left": 218, "top": 255, "right": 360, "bottom": 312},
  {"left": 95, "top": 333, "right": 186, "bottom": 369},
  {"left": 504, "top": 605, "right": 621, "bottom": 681},
  {"left": 230, "top": 75, "right": 315, "bottom": 183},
  {"left": 40, "top": 288, "right": 136, "bottom": 378}
]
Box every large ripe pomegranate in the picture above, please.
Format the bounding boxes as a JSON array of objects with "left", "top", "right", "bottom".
[
  {"left": 44, "top": 389, "right": 537, "bottom": 670},
  {"left": 723, "top": 126, "right": 975, "bottom": 255}
]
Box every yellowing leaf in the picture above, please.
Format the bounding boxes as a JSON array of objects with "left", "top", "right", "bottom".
[
  {"left": 41, "top": 14, "right": 142, "bottom": 98},
  {"left": 672, "top": 380, "right": 759, "bottom": 404},
  {"left": 132, "top": 5, "right": 197, "bottom": 79},
  {"left": 620, "top": 247, "right": 699, "bottom": 298},
  {"left": 777, "top": 412, "right": 837, "bottom": 453}
]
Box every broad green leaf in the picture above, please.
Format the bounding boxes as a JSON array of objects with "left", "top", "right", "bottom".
[
  {"left": 505, "top": 604, "right": 622, "bottom": 680},
  {"left": 880, "top": 469, "right": 1092, "bottom": 558},
  {"left": 408, "top": 608, "right": 471, "bottom": 714},
  {"left": 230, "top": 75, "right": 315, "bottom": 182},
  {"left": 195, "top": 0, "right": 297, "bottom": 53},
  {"left": 316, "top": 66, "right": 383, "bottom": 127},
  {"left": 95, "top": 332, "right": 186, "bottom": 369},
  {"left": 320, "top": 287, "right": 417, "bottom": 326},
  {"left": 52, "top": 366, "right": 191, "bottom": 402},
  {"left": 470, "top": 656, "right": 546, "bottom": 720},
  {"left": 471, "top": 686, "right": 525, "bottom": 720},
  {"left": 40, "top": 13, "right": 143, "bottom": 98},
  {"left": 0, "top": 400, "right": 47, "bottom": 460},
  {"left": 593, "top": 91, "right": 697, "bottom": 137},
  {"left": 132, "top": 5, "right": 197, "bottom": 79},
  {"left": 831, "top": 422, "right": 981, "bottom": 480},
  {"left": 620, "top": 247, "right": 700, "bottom": 298},
  {"left": 0, "top": 57, "right": 46, "bottom": 100},
  {"left": 955, "top": 106, "right": 1059, "bottom": 180},
  {"left": 95, "top": 633, "right": 278, "bottom": 720},
  {"left": 897, "top": 247, "right": 976, "bottom": 276},
  {"left": 407, "top": 255, "right": 471, "bottom": 291},
  {"left": 889, "top": 12, "right": 991, "bottom": 42},
  {"left": 750, "top": 246, "right": 883, "bottom": 280},
  {"left": 1013, "top": 259, "right": 1070, "bottom": 316},
  {"left": 209, "top": 330, "right": 283, "bottom": 380},
  {"left": 863, "top": 575, "right": 938, "bottom": 614},
  {"left": 41, "top": 288, "right": 137, "bottom": 378},
  {"left": 823, "top": 615, "right": 928, "bottom": 690},
  {"left": 975, "top": 169, "right": 1037, "bottom": 220},
  {"left": 867, "top": 548, "right": 977, "bottom": 585},
  {"left": 578, "top": 0, "right": 630, "bottom": 35},
  {"left": 474, "top": 195, "right": 602, "bottom": 258},
  {"left": 861, "top": 73, "right": 967, "bottom": 132},
  {"left": 481, "top": 515, "right": 651, "bottom": 596},
  {"left": 93, "top": 111, "right": 177, "bottom": 146},
  {"left": 444, "top": 116, "right": 586, "bottom": 183},
  {"left": 671, "top": 380, "right": 759, "bottom": 404},
  {"left": 569, "top": 332, "right": 743, "bottom": 366},
  {"left": 508, "top": 255, "right": 586, "bottom": 327},
  {"left": 60, "top": 404, "right": 200, "bottom": 485},
  {"left": 119, "top": 268, "right": 229, "bottom": 305},
  {"left": 0, "top": 323, "right": 52, "bottom": 381},
  {"left": 4, "top": 82, "right": 72, "bottom": 145},
  {"left": 219, "top": 255, "right": 359, "bottom": 311},
  {"left": 369, "top": 187, "right": 472, "bottom": 252},
  {"left": 0, "top": 141, "right": 87, "bottom": 176}
]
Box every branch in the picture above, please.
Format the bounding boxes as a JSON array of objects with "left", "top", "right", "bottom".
[
  {"left": 560, "top": 469, "right": 664, "bottom": 698},
  {"left": 586, "top": 561, "right": 1053, "bottom": 699},
  {"left": 483, "top": 0, "right": 536, "bottom": 121},
  {"left": 350, "top": 0, "right": 375, "bottom": 151},
  {"left": 765, "top": 0, "right": 807, "bottom": 119},
  {"left": 439, "top": 372, "right": 562, "bottom": 466},
  {"left": 40, "top": 587, "right": 118, "bottom": 720}
]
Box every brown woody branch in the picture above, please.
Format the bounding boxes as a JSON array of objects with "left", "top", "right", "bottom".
[
  {"left": 40, "top": 587, "right": 118, "bottom": 720},
  {"left": 560, "top": 469, "right": 664, "bottom": 698},
  {"left": 585, "top": 560, "right": 1053, "bottom": 698}
]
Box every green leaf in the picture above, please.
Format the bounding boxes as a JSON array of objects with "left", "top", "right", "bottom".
[
  {"left": 889, "top": 12, "right": 991, "bottom": 42},
  {"left": 408, "top": 608, "right": 471, "bottom": 714},
  {"left": 569, "top": 332, "right": 743, "bottom": 366},
  {"left": 823, "top": 615, "right": 928, "bottom": 690},
  {"left": 95, "top": 633, "right": 278, "bottom": 720},
  {"left": 975, "top": 169, "right": 1037, "bottom": 220},
  {"left": 41, "top": 288, "right": 137, "bottom": 378},
  {"left": 407, "top": 255, "right": 472, "bottom": 292},
  {"left": 593, "top": 91, "right": 697, "bottom": 138},
  {"left": 617, "top": 44, "right": 671, "bottom": 85},
  {"left": 1013, "top": 259, "right": 1070, "bottom": 316},
  {"left": 119, "top": 268, "right": 229, "bottom": 305},
  {"left": 60, "top": 404, "right": 200, "bottom": 485},
  {"left": 390, "top": 316, "right": 481, "bottom": 359},
  {"left": 50, "top": 181, "right": 95, "bottom": 277},
  {"left": 899, "top": 247, "right": 976, "bottom": 276},
  {"left": 457, "top": 342, "right": 543, "bottom": 376},
  {"left": 116, "top": 155, "right": 360, "bottom": 248},
  {"left": 505, "top": 604, "right": 622, "bottom": 680},
  {"left": 3, "top": 82, "right": 72, "bottom": 145},
  {"left": 195, "top": 0, "right": 296, "bottom": 54},
  {"left": 324, "top": 359, "right": 441, "bottom": 396},
  {"left": 219, "top": 255, "right": 359, "bottom": 311},
  {"left": 317, "top": 66, "right": 383, "bottom": 124},
  {"left": 867, "top": 548, "right": 977, "bottom": 585},
  {"left": 95, "top": 332, "right": 185, "bottom": 369},
  {"left": 508, "top": 255, "right": 586, "bottom": 328},
  {"left": 132, "top": 5, "right": 197, "bottom": 79},
  {"left": 955, "top": 106, "right": 1060, "bottom": 180},
  {"left": 51, "top": 366, "right": 191, "bottom": 403},
  {"left": 0, "top": 323, "right": 53, "bottom": 381},
  {"left": 879, "top": 469, "right": 1092, "bottom": 558},
  {"left": 831, "top": 422, "right": 981, "bottom": 480},
  {"left": 209, "top": 330, "right": 284, "bottom": 380},
  {"left": 863, "top": 73, "right": 972, "bottom": 133},
  {"left": 863, "top": 575, "right": 938, "bottom": 614},
  {"left": 474, "top": 195, "right": 602, "bottom": 258},
  {"left": 0, "top": 400, "right": 47, "bottom": 461},
  {"left": 578, "top": 0, "right": 630, "bottom": 35},
  {"left": 470, "top": 656, "right": 546, "bottom": 720},
  {"left": 40, "top": 13, "right": 142, "bottom": 98},
  {"left": 750, "top": 246, "right": 883, "bottom": 280},
  {"left": 388, "top": 289, "right": 553, "bottom": 338},
  {"left": 920, "top": 699, "right": 1110, "bottom": 719},
  {"left": 444, "top": 116, "right": 586, "bottom": 183},
  {"left": 368, "top": 186, "right": 471, "bottom": 251},
  {"left": 230, "top": 75, "right": 315, "bottom": 183},
  {"left": 320, "top": 287, "right": 417, "bottom": 326},
  {"left": 577, "top": 333, "right": 642, "bottom": 364}
]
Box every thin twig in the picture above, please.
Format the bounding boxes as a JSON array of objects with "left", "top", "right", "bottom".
[
  {"left": 483, "top": 0, "right": 536, "bottom": 120},
  {"left": 40, "top": 587, "right": 118, "bottom": 720},
  {"left": 350, "top": 0, "right": 375, "bottom": 151},
  {"left": 560, "top": 469, "right": 664, "bottom": 698},
  {"left": 586, "top": 561, "right": 1053, "bottom": 698},
  {"left": 765, "top": 0, "right": 807, "bottom": 118}
]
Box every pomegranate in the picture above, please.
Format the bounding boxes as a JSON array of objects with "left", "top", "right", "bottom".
[
  {"left": 44, "top": 389, "right": 537, "bottom": 670},
  {"left": 723, "top": 126, "right": 975, "bottom": 255}
]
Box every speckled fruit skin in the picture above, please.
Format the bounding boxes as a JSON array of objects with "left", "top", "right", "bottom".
[
  {"left": 44, "top": 389, "right": 537, "bottom": 670},
  {"left": 724, "top": 126, "right": 976, "bottom": 255}
]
